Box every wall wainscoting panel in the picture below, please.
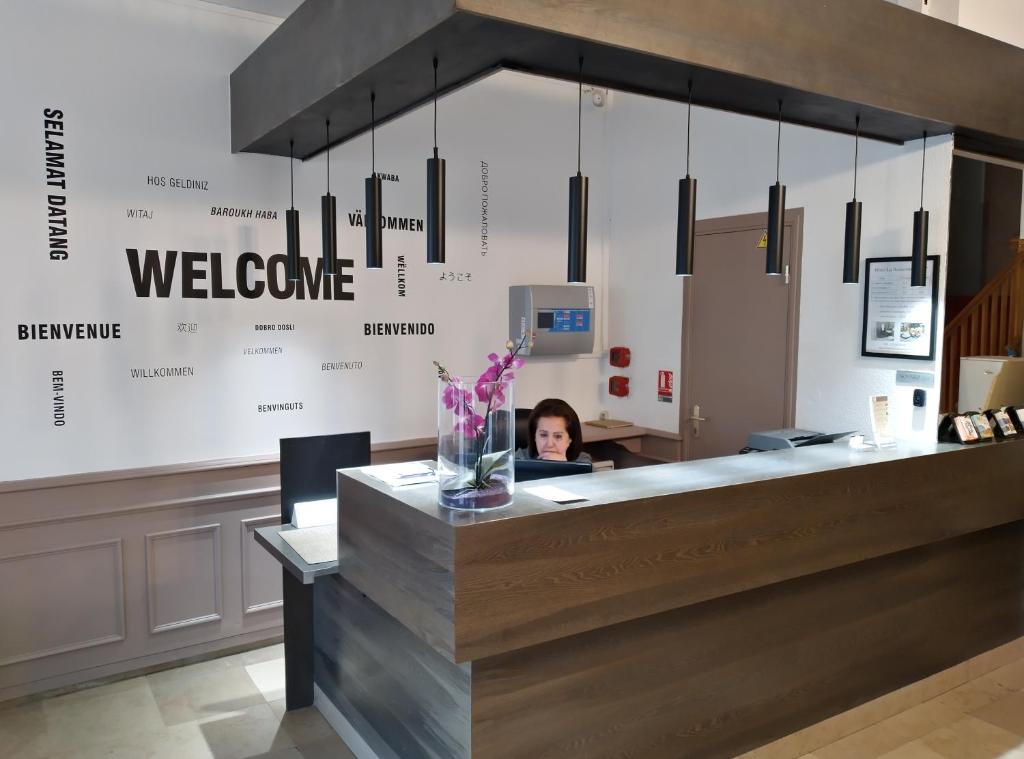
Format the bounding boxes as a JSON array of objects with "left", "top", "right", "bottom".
[
  {"left": 241, "top": 515, "right": 284, "bottom": 615},
  {"left": 0, "top": 539, "right": 126, "bottom": 667},
  {"left": 0, "top": 440, "right": 430, "bottom": 702},
  {"left": 145, "top": 523, "right": 223, "bottom": 634},
  {"left": 0, "top": 459, "right": 283, "bottom": 702}
]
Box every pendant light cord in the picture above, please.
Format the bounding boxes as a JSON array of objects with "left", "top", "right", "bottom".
[
  {"left": 776, "top": 100, "right": 782, "bottom": 183},
  {"left": 853, "top": 115, "right": 860, "bottom": 199},
  {"left": 370, "top": 92, "right": 376, "bottom": 176},
  {"left": 577, "top": 56, "right": 583, "bottom": 175},
  {"left": 433, "top": 57, "right": 439, "bottom": 159},
  {"left": 325, "top": 120, "right": 330, "bottom": 193},
  {"left": 686, "top": 79, "right": 692, "bottom": 177},
  {"left": 920, "top": 131, "right": 927, "bottom": 208},
  {"left": 289, "top": 139, "right": 294, "bottom": 207}
]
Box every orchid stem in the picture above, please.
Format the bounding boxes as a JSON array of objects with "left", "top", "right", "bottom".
[{"left": 475, "top": 332, "right": 529, "bottom": 487}]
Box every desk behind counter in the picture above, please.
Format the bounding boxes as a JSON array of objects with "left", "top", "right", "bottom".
[{"left": 315, "top": 440, "right": 1024, "bottom": 758}]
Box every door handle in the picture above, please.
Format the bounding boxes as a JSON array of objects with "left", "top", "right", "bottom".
[{"left": 688, "top": 404, "right": 708, "bottom": 437}]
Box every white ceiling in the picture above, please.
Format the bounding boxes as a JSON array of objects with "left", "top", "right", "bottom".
[{"left": 201, "top": 0, "right": 303, "bottom": 18}]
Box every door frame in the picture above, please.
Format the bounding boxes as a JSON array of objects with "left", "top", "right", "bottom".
[{"left": 678, "top": 208, "right": 804, "bottom": 460}]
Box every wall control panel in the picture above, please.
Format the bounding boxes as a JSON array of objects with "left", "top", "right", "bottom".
[{"left": 509, "top": 285, "right": 595, "bottom": 356}]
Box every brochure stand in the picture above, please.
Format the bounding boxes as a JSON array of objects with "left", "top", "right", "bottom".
[
  {"left": 938, "top": 413, "right": 981, "bottom": 444},
  {"left": 988, "top": 409, "right": 1018, "bottom": 438},
  {"left": 867, "top": 394, "right": 897, "bottom": 448}
]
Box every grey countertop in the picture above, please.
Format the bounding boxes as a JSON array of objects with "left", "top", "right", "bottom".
[
  {"left": 339, "top": 439, "right": 986, "bottom": 528},
  {"left": 254, "top": 524, "right": 338, "bottom": 584}
]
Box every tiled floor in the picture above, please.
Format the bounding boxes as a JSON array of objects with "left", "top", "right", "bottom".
[
  {"left": 3, "top": 645, "right": 1024, "bottom": 758},
  {"left": 0, "top": 644, "right": 355, "bottom": 759}
]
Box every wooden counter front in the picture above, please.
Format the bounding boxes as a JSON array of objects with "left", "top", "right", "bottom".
[{"left": 316, "top": 440, "right": 1024, "bottom": 758}]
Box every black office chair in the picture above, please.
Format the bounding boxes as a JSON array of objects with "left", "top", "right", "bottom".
[
  {"left": 514, "top": 408, "right": 532, "bottom": 452},
  {"left": 277, "top": 431, "right": 370, "bottom": 711}
]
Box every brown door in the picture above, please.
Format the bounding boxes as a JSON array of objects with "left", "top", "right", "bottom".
[{"left": 680, "top": 210, "right": 802, "bottom": 460}]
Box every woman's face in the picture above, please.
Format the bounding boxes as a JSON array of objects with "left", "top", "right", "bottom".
[{"left": 535, "top": 415, "right": 571, "bottom": 461}]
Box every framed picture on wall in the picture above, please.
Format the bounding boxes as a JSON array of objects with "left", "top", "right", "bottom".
[{"left": 861, "top": 256, "right": 939, "bottom": 360}]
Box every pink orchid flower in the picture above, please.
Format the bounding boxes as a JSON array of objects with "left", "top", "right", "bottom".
[
  {"left": 454, "top": 414, "right": 484, "bottom": 437},
  {"left": 442, "top": 384, "right": 473, "bottom": 414},
  {"left": 434, "top": 333, "right": 532, "bottom": 490}
]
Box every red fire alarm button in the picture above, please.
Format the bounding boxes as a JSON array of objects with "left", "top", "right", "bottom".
[
  {"left": 609, "top": 376, "right": 630, "bottom": 397},
  {"left": 609, "top": 346, "right": 631, "bottom": 368}
]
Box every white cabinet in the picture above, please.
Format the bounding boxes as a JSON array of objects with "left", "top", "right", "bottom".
[{"left": 958, "top": 356, "right": 1024, "bottom": 412}]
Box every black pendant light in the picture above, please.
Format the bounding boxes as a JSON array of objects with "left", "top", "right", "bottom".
[
  {"left": 766, "top": 101, "right": 786, "bottom": 276},
  {"left": 286, "top": 139, "right": 300, "bottom": 282},
  {"left": 365, "top": 92, "right": 383, "bottom": 269},
  {"left": 567, "top": 56, "right": 588, "bottom": 284},
  {"left": 843, "top": 116, "right": 862, "bottom": 284},
  {"left": 321, "top": 120, "right": 337, "bottom": 277},
  {"left": 675, "top": 79, "right": 696, "bottom": 277},
  {"left": 427, "top": 57, "right": 445, "bottom": 264},
  {"left": 911, "top": 132, "right": 929, "bottom": 287}
]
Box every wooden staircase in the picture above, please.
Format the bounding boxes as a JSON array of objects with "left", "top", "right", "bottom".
[{"left": 941, "top": 239, "right": 1024, "bottom": 412}]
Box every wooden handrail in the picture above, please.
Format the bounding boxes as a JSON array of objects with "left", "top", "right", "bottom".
[
  {"left": 945, "top": 251, "right": 1024, "bottom": 335},
  {"left": 941, "top": 242, "right": 1024, "bottom": 412}
]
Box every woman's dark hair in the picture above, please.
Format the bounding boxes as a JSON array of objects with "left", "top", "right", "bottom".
[{"left": 527, "top": 398, "right": 583, "bottom": 461}]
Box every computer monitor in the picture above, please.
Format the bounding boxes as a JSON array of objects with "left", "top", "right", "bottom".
[{"left": 515, "top": 458, "right": 592, "bottom": 482}]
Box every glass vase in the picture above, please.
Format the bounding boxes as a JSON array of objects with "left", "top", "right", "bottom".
[{"left": 437, "top": 377, "right": 515, "bottom": 510}]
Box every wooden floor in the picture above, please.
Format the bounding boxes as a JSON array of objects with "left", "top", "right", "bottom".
[
  {"left": 741, "top": 638, "right": 1024, "bottom": 759},
  {"left": 2, "top": 640, "right": 1024, "bottom": 757}
]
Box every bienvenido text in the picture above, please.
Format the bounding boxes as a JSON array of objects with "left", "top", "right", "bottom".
[{"left": 363, "top": 322, "right": 435, "bottom": 336}]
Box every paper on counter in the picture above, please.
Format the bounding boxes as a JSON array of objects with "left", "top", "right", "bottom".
[
  {"left": 292, "top": 497, "right": 336, "bottom": 528},
  {"left": 361, "top": 461, "right": 437, "bottom": 488},
  {"left": 523, "top": 484, "right": 588, "bottom": 504}
]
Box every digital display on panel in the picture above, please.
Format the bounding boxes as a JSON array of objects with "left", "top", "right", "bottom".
[{"left": 550, "top": 309, "right": 589, "bottom": 332}]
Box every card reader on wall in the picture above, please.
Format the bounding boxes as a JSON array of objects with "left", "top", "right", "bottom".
[{"left": 509, "top": 285, "right": 595, "bottom": 356}]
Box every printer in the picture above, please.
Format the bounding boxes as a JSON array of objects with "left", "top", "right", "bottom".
[{"left": 741, "top": 428, "right": 853, "bottom": 453}]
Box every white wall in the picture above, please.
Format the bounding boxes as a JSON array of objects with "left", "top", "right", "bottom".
[
  {"left": 886, "top": 0, "right": 961, "bottom": 23},
  {"left": 603, "top": 92, "right": 953, "bottom": 441},
  {"left": 2, "top": 0, "right": 971, "bottom": 480},
  {"left": 885, "top": 0, "right": 1024, "bottom": 46},
  {"left": 1, "top": 0, "right": 609, "bottom": 480},
  {"left": 298, "top": 69, "right": 612, "bottom": 439},
  {"left": 958, "top": 0, "right": 1024, "bottom": 48}
]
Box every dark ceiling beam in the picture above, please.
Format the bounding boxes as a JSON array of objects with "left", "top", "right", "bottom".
[{"left": 231, "top": 0, "right": 1024, "bottom": 162}]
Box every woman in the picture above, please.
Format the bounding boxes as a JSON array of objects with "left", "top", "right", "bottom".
[{"left": 515, "top": 398, "right": 592, "bottom": 463}]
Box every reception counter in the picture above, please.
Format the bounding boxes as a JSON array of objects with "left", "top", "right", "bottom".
[{"left": 313, "top": 440, "right": 1024, "bottom": 758}]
